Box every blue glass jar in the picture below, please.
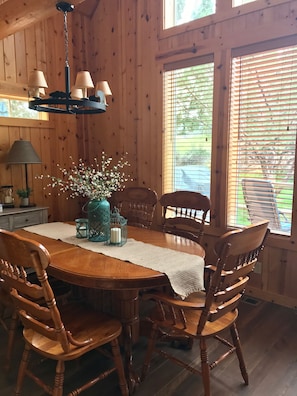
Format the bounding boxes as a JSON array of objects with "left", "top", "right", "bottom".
[{"left": 87, "top": 198, "right": 110, "bottom": 242}]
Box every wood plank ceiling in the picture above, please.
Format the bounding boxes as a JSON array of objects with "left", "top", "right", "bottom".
[{"left": 0, "top": 0, "right": 99, "bottom": 40}]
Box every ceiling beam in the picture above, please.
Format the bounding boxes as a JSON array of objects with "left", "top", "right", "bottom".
[{"left": 0, "top": 0, "right": 88, "bottom": 40}]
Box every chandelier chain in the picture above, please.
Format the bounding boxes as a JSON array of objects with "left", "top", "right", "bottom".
[{"left": 63, "top": 10, "right": 69, "bottom": 68}]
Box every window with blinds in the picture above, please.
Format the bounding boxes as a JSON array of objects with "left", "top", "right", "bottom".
[
  {"left": 227, "top": 40, "right": 297, "bottom": 234},
  {"left": 163, "top": 58, "right": 213, "bottom": 199}
]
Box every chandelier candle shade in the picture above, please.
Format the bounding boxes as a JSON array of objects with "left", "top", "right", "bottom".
[
  {"left": 28, "top": 2, "right": 112, "bottom": 115},
  {"left": 95, "top": 81, "right": 113, "bottom": 105}
]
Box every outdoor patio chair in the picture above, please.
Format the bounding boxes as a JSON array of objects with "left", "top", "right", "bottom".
[{"left": 242, "top": 178, "right": 290, "bottom": 232}]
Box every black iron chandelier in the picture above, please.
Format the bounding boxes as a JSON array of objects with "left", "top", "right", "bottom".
[{"left": 28, "top": 2, "right": 112, "bottom": 115}]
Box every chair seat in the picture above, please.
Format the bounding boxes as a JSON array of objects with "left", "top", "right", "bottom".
[
  {"left": 180, "top": 308, "right": 238, "bottom": 338},
  {"left": 24, "top": 303, "right": 122, "bottom": 360},
  {"left": 152, "top": 299, "right": 238, "bottom": 339}
]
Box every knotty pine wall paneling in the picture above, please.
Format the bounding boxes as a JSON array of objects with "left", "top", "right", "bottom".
[
  {"left": 0, "top": 40, "right": 4, "bottom": 79},
  {"left": 24, "top": 27, "right": 37, "bottom": 80},
  {"left": 0, "top": 125, "right": 11, "bottom": 188},
  {"left": 135, "top": 1, "right": 163, "bottom": 203},
  {"left": 86, "top": 0, "right": 138, "bottom": 183},
  {"left": 15, "top": 30, "right": 27, "bottom": 85},
  {"left": 86, "top": 0, "right": 162, "bottom": 219},
  {"left": 3, "top": 34, "right": 16, "bottom": 81}
]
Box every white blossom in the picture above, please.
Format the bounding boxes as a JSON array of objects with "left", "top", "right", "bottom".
[{"left": 37, "top": 152, "right": 131, "bottom": 200}]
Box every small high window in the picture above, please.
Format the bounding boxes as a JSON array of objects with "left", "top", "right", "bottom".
[
  {"left": 233, "top": 0, "right": 256, "bottom": 6},
  {"left": 164, "top": 0, "right": 215, "bottom": 29},
  {"left": 0, "top": 97, "right": 47, "bottom": 120}
]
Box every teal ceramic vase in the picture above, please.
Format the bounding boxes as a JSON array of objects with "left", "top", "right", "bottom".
[{"left": 87, "top": 198, "right": 110, "bottom": 242}]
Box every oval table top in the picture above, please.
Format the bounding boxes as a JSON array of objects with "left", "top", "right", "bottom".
[{"left": 16, "top": 225, "right": 205, "bottom": 290}]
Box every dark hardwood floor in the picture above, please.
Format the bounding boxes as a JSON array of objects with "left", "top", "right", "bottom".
[{"left": 1, "top": 297, "right": 297, "bottom": 395}]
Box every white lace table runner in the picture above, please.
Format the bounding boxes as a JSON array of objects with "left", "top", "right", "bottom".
[{"left": 24, "top": 222, "right": 204, "bottom": 298}]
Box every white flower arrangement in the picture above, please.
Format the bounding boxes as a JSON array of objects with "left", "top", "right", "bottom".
[{"left": 38, "top": 152, "right": 131, "bottom": 200}]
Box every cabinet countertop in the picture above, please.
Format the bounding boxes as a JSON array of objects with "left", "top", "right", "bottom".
[{"left": 0, "top": 206, "right": 48, "bottom": 216}]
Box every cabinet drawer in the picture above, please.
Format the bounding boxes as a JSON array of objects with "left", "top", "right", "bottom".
[
  {"left": 0, "top": 216, "right": 10, "bottom": 230},
  {"left": 13, "top": 211, "right": 42, "bottom": 228}
]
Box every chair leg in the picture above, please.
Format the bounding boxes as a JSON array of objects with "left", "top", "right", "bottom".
[
  {"left": 53, "top": 360, "right": 65, "bottom": 396},
  {"left": 4, "top": 310, "right": 19, "bottom": 372},
  {"left": 200, "top": 338, "right": 211, "bottom": 396},
  {"left": 230, "top": 323, "right": 249, "bottom": 385},
  {"left": 141, "top": 323, "right": 159, "bottom": 381},
  {"left": 15, "top": 343, "right": 31, "bottom": 396},
  {"left": 110, "top": 338, "right": 129, "bottom": 396},
  {"left": 0, "top": 302, "right": 8, "bottom": 331}
]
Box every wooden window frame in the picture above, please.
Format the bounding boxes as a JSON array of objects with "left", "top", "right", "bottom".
[
  {"left": 227, "top": 36, "right": 297, "bottom": 236},
  {"left": 160, "top": 0, "right": 290, "bottom": 39}
]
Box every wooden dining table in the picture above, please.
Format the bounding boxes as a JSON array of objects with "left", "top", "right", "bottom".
[{"left": 16, "top": 224, "right": 205, "bottom": 394}]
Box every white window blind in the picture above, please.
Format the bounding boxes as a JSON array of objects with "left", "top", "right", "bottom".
[
  {"left": 228, "top": 41, "right": 297, "bottom": 234},
  {"left": 163, "top": 57, "right": 213, "bottom": 198}
]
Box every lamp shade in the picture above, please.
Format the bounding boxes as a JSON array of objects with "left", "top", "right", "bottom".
[
  {"left": 75, "top": 71, "right": 94, "bottom": 88},
  {"left": 6, "top": 140, "right": 42, "bottom": 164},
  {"left": 95, "top": 81, "right": 112, "bottom": 96},
  {"left": 28, "top": 70, "right": 48, "bottom": 88},
  {"left": 71, "top": 86, "right": 83, "bottom": 99}
]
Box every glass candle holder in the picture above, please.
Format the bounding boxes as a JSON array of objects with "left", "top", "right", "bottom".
[
  {"left": 107, "top": 208, "right": 127, "bottom": 246},
  {"left": 75, "top": 218, "right": 89, "bottom": 238}
]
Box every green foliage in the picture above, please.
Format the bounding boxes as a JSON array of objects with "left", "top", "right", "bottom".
[
  {"left": 16, "top": 188, "right": 32, "bottom": 198},
  {"left": 0, "top": 98, "right": 39, "bottom": 119},
  {"left": 175, "top": 135, "right": 211, "bottom": 167},
  {"left": 174, "top": 64, "right": 213, "bottom": 136},
  {"left": 10, "top": 100, "right": 39, "bottom": 119}
]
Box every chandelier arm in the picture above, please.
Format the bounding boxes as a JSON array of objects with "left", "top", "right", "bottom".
[{"left": 29, "top": 97, "right": 106, "bottom": 114}]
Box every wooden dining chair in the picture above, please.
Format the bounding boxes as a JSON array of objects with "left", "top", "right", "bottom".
[
  {"left": 141, "top": 220, "right": 269, "bottom": 396},
  {"left": 160, "top": 190, "right": 211, "bottom": 244},
  {"left": 110, "top": 186, "right": 158, "bottom": 229},
  {"left": 0, "top": 252, "right": 71, "bottom": 374},
  {"left": 0, "top": 280, "right": 19, "bottom": 372},
  {"left": 0, "top": 229, "right": 129, "bottom": 396}
]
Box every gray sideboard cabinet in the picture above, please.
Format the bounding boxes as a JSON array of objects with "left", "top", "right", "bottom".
[{"left": 0, "top": 207, "right": 48, "bottom": 231}]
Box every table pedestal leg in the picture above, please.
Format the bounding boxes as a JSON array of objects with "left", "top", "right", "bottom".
[{"left": 113, "top": 289, "right": 140, "bottom": 394}]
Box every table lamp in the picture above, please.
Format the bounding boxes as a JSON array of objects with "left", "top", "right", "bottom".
[{"left": 6, "top": 140, "right": 41, "bottom": 207}]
